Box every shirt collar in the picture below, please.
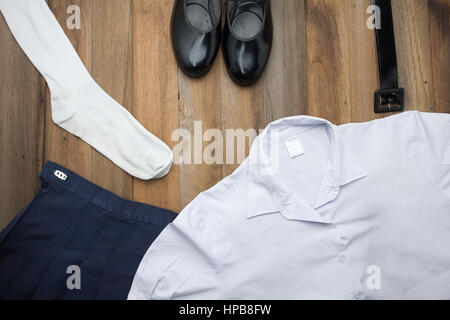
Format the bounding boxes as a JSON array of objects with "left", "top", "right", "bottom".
[{"left": 246, "top": 115, "right": 368, "bottom": 224}]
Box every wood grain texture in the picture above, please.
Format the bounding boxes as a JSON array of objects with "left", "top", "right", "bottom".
[
  {"left": 305, "top": 0, "right": 381, "bottom": 124},
  {"left": 178, "top": 51, "right": 224, "bottom": 206},
  {"left": 264, "top": 0, "right": 308, "bottom": 123},
  {"left": 219, "top": 54, "right": 265, "bottom": 177},
  {"left": 347, "top": 0, "right": 381, "bottom": 122},
  {"left": 392, "top": 0, "right": 435, "bottom": 112},
  {"left": 0, "top": 0, "right": 448, "bottom": 229},
  {"left": 0, "top": 12, "right": 45, "bottom": 228},
  {"left": 428, "top": 0, "right": 450, "bottom": 114},
  {"left": 132, "top": 0, "right": 180, "bottom": 212},
  {"left": 90, "top": 0, "right": 133, "bottom": 198}
]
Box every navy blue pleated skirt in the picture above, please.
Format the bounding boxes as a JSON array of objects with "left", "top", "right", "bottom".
[{"left": 0, "top": 162, "right": 177, "bottom": 300}]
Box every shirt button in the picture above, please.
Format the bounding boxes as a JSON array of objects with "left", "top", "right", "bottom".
[
  {"left": 338, "top": 254, "right": 347, "bottom": 263},
  {"left": 339, "top": 237, "right": 348, "bottom": 248},
  {"left": 328, "top": 187, "right": 339, "bottom": 199}
]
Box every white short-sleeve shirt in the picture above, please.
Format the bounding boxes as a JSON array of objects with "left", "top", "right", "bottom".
[{"left": 129, "top": 111, "right": 450, "bottom": 300}]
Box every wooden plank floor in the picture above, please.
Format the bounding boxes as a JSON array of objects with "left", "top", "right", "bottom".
[{"left": 0, "top": 0, "right": 448, "bottom": 229}]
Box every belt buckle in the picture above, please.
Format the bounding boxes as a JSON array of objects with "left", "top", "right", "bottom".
[{"left": 374, "top": 88, "right": 405, "bottom": 113}]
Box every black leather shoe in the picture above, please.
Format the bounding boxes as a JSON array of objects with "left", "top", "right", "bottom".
[
  {"left": 171, "top": 0, "right": 222, "bottom": 78},
  {"left": 222, "top": 0, "right": 273, "bottom": 86}
]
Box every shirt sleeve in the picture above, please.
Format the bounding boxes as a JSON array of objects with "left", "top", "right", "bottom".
[
  {"left": 128, "top": 194, "right": 222, "bottom": 300},
  {"left": 412, "top": 112, "right": 450, "bottom": 197}
]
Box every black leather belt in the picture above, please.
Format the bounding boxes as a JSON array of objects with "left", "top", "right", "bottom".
[{"left": 372, "top": 0, "right": 404, "bottom": 113}]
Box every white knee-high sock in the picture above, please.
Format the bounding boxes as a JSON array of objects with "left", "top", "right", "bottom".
[{"left": 0, "top": 0, "right": 173, "bottom": 180}]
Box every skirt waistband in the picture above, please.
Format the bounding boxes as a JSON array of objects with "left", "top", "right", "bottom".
[{"left": 40, "top": 162, "right": 178, "bottom": 227}]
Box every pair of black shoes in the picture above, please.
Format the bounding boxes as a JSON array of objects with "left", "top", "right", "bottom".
[{"left": 171, "top": 0, "right": 272, "bottom": 86}]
